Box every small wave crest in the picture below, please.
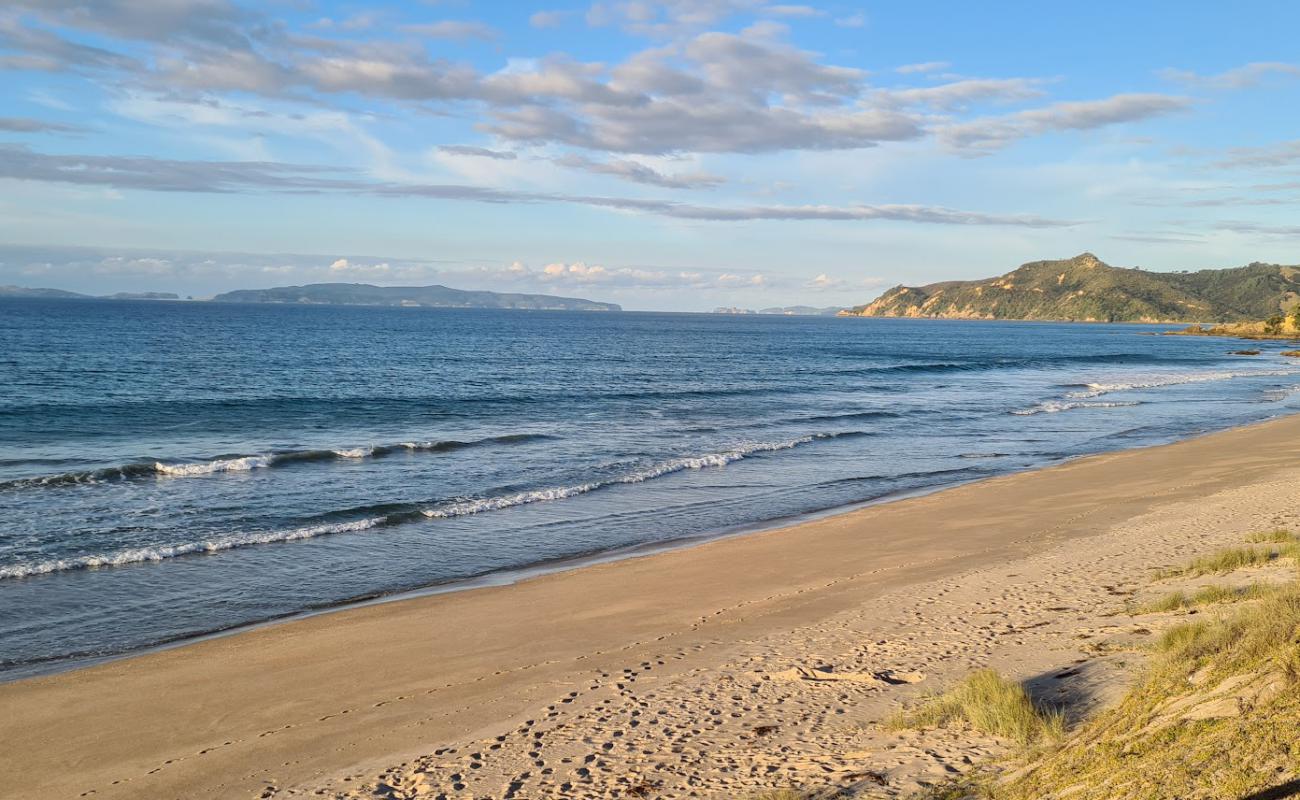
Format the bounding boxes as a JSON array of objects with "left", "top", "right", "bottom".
[
  {"left": 421, "top": 435, "right": 838, "bottom": 520},
  {"left": 798, "top": 410, "right": 904, "bottom": 423},
  {"left": 0, "top": 518, "right": 387, "bottom": 580},
  {"left": 1068, "top": 369, "right": 1298, "bottom": 399},
  {"left": 0, "top": 433, "right": 552, "bottom": 491},
  {"left": 1011, "top": 400, "right": 1142, "bottom": 416}
]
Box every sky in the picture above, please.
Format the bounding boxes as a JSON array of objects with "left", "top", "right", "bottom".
[{"left": 1, "top": 1, "right": 1299, "bottom": 311}]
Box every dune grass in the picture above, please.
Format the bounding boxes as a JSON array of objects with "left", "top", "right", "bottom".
[
  {"left": 1134, "top": 582, "right": 1271, "bottom": 614},
  {"left": 1246, "top": 529, "right": 1298, "bottom": 544},
  {"left": 889, "top": 668, "right": 1064, "bottom": 747},
  {"left": 997, "top": 580, "right": 1300, "bottom": 800},
  {"left": 1154, "top": 545, "right": 1287, "bottom": 579}
]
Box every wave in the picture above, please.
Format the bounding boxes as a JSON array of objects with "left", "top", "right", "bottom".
[
  {"left": 827, "top": 353, "right": 1215, "bottom": 379},
  {"left": 419, "top": 434, "right": 855, "bottom": 519},
  {"left": 1067, "top": 369, "right": 1298, "bottom": 399},
  {"left": 798, "top": 410, "right": 904, "bottom": 423},
  {"left": 1011, "top": 400, "right": 1142, "bottom": 416},
  {"left": 0, "top": 434, "right": 847, "bottom": 580},
  {"left": 0, "top": 518, "right": 387, "bottom": 580},
  {"left": 0, "top": 433, "right": 552, "bottom": 491},
  {"left": 819, "top": 465, "right": 994, "bottom": 487},
  {"left": 1260, "top": 384, "right": 1300, "bottom": 402}
]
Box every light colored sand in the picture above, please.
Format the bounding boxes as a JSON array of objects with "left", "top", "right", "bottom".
[{"left": 5, "top": 415, "right": 1300, "bottom": 799}]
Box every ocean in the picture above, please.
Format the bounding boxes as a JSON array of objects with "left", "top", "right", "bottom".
[{"left": 3, "top": 298, "right": 1299, "bottom": 680}]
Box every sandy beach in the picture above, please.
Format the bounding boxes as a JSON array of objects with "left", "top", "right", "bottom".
[{"left": 5, "top": 414, "right": 1300, "bottom": 799}]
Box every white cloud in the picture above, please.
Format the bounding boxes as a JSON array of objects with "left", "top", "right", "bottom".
[
  {"left": 895, "top": 61, "right": 949, "bottom": 74},
  {"left": 554, "top": 154, "right": 725, "bottom": 188},
  {"left": 529, "top": 10, "right": 569, "bottom": 28},
  {"left": 495, "top": 260, "right": 768, "bottom": 290},
  {"left": 763, "top": 5, "right": 825, "bottom": 18},
  {"left": 1214, "top": 139, "right": 1300, "bottom": 169},
  {"left": 438, "top": 145, "right": 518, "bottom": 160},
  {"left": 881, "top": 78, "right": 1045, "bottom": 110},
  {"left": 94, "top": 255, "right": 174, "bottom": 275},
  {"left": 1160, "top": 62, "right": 1300, "bottom": 90},
  {"left": 938, "top": 93, "right": 1193, "bottom": 154}
]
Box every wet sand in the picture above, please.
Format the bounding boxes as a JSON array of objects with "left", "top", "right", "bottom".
[{"left": 5, "top": 415, "right": 1300, "bottom": 799}]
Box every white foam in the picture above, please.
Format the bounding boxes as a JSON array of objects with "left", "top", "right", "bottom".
[
  {"left": 1011, "top": 400, "right": 1141, "bottom": 416},
  {"left": 0, "top": 517, "right": 386, "bottom": 580},
  {"left": 1069, "top": 369, "right": 1297, "bottom": 399},
  {"left": 421, "top": 483, "right": 601, "bottom": 519},
  {"left": 1260, "top": 384, "right": 1300, "bottom": 402},
  {"left": 332, "top": 447, "right": 374, "bottom": 459},
  {"left": 153, "top": 455, "right": 275, "bottom": 476}
]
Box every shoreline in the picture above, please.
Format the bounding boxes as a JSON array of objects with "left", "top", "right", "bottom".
[
  {"left": 6, "top": 407, "right": 1263, "bottom": 685},
  {"left": 6, "top": 413, "right": 1300, "bottom": 798},
  {"left": 0, "top": 471, "right": 983, "bottom": 685}
]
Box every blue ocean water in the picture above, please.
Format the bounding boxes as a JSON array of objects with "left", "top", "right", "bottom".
[{"left": 3, "top": 298, "right": 1300, "bottom": 679}]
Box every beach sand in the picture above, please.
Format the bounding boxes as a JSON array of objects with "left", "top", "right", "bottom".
[{"left": 5, "top": 415, "right": 1300, "bottom": 799}]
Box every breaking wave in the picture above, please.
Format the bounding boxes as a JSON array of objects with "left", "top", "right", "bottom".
[
  {"left": 1066, "top": 369, "right": 1298, "bottom": 399},
  {"left": 0, "top": 434, "right": 552, "bottom": 491},
  {"left": 0, "top": 518, "right": 387, "bottom": 580},
  {"left": 1011, "top": 400, "right": 1142, "bottom": 416}
]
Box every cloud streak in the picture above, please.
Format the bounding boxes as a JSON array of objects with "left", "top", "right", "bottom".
[
  {"left": 0, "top": 116, "right": 86, "bottom": 133},
  {"left": 1214, "top": 139, "right": 1300, "bottom": 169},
  {"left": 1161, "top": 62, "right": 1300, "bottom": 90},
  {"left": 554, "top": 154, "right": 725, "bottom": 188},
  {"left": 938, "top": 93, "right": 1193, "bottom": 153},
  {"left": 0, "top": 144, "right": 1076, "bottom": 227}
]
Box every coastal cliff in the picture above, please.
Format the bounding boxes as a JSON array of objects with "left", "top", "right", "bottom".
[{"left": 843, "top": 253, "right": 1300, "bottom": 323}]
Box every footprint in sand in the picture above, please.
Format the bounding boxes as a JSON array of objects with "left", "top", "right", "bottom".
[{"left": 765, "top": 665, "right": 926, "bottom": 685}]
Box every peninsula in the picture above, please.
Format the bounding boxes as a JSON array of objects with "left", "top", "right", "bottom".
[{"left": 843, "top": 253, "right": 1300, "bottom": 323}]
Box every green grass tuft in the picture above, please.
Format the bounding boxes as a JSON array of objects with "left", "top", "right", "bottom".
[
  {"left": 1155, "top": 546, "right": 1283, "bottom": 579},
  {"left": 1134, "top": 583, "right": 1272, "bottom": 614},
  {"left": 1246, "top": 529, "right": 1298, "bottom": 544},
  {"left": 890, "top": 668, "right": 1064, "bottom": 746}
]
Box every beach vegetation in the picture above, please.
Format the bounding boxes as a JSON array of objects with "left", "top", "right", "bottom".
[
  {"left": 889, "top": 668, "right": 1064, "bottom": 746},
  {"left": 1154, "top": 545, "right": 1288, "bottom": 578},
  {"left": 995, "top": 579, "right": 1300, "bottom": 800},
  {"left": 902, "top": 778, "right": 986, "bottom": 799},
  {"left": 1134, "top": 582, "right": 1271, "bottom": 613},
  {"left": 1246, "top": 529, "right": 1297, "bottom": 543}
]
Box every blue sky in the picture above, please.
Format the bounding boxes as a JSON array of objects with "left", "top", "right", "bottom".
[{"left": 1, "top": 1, "right": 1299, "bottom": 310}]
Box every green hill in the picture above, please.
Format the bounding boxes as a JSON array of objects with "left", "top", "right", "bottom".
[{"left": 843, "top": 253, "right": 1300, "bottom": 323}]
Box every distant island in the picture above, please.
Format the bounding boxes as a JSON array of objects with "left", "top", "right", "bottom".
[
  {"left": 212, "top": 283, "right": 621, "bottom": 311},
  {"left": 713, "top": 305, "right": 844, "bottom": 316},
  {"left": 0, "top": 286, "right": 181, "bottom": 301},
  {"left": 1, "top": 283, "right": 620, "bottom": 312},
  {"left": 842, "top": 253, "right": 1300, "bottom": 323}
]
